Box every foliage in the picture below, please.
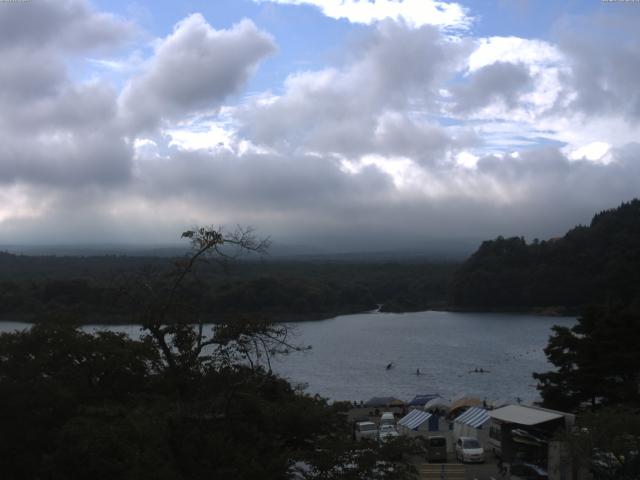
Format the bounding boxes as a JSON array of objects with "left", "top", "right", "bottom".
[
  {"left": 533, "top": 305, "right": 640, "bottom": 412},
  {"left": 0, "top": 226, "right": 418, "bottom": 480},
  {"left": 554, "top": 407, "right": 640, "bottom": 480},
  {"left": 450, "top": 199, "right": 640, "bottom": 310},
  {"left": 0, "top": 251, "right": 455, "bottom": 322}
]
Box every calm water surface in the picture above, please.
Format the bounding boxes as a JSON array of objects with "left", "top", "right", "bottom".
[
  {"left": 272, "top": 310, "right": 575, "bottom": 404},
  {"left": 0, "top": 310, "right": 575, "bottom": 404}
]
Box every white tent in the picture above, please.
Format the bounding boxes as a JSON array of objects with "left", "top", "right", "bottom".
[
  {"left": 423, "top": 397, "right": 451, "bottom": 415},
  {"left": 453, "top": 407, "right": 490, "bottom": 447}
]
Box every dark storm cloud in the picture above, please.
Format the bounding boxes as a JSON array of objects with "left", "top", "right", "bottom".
[
  {"left": 135, "top": 148, "right": 395, "bottom": 212},
  {"left": 0, "top": 127, "right": 132, "bottom": 187},
  {"left": 120, "top": 15, "right": 276, "bottom": 133},
  {"left": 451, "top": 61, "right": 533, "bottom": 113}
]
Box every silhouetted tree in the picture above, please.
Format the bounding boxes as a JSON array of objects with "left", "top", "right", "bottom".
[{"left": 534, "top": 305, "right": 640, "bottom": 411}]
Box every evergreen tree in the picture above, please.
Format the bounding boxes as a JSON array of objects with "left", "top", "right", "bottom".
[{"left": 534, "top": 305, "right": 640, "bottom": 411}]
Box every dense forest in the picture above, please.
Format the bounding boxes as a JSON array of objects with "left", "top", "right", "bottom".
[
  {"left": 450, "top": 199, "right": 640, "bottom": 312},
  {"left": 0, "top": 251, "right": 456, "bottom": 324},
  {"left": 3, "top": 199, "right": 640, "bottom": 322}
]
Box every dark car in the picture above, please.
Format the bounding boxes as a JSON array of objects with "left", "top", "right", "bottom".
[{"left": 426, "top": 435, "right": 447, "bottom": 463}]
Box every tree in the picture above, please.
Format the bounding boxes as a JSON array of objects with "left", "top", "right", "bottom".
[
  {"left": 552, "top": 407, "right": 640, "bottom": 480},
  {"left": 0, "top": 226, "right": 418, "bottom": 480},
  {"left": 533, "top": 304, "right": 640, "bottom": 412}
]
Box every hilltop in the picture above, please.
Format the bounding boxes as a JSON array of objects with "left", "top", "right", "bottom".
[{"left": 450, "top": 199, "right": 640, "bottom": 312}]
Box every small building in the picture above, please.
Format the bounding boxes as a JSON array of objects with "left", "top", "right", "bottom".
[
  {"left": 488, "top": 404, "right": 575, "bottom": 477},
  {"left": 453, "top": 406, "right": 491, "bottom": 447}
]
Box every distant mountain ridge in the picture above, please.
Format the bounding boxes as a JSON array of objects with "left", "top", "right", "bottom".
[{"left": 450, "top": 199, "right": 640, "bottom": 312}]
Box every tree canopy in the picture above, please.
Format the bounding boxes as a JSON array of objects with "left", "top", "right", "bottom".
[
  {"left": 0, "top": 227, "right": 418, "bottom": 480},
  {"left": 450, "top": 199, "right": 640, "bottom": 311},
  {"left": 533, "top": 304, "right": 640, "bottom": 412}
]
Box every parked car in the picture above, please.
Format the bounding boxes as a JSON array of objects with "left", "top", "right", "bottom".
[
  {"left": 354, "top": 421, "right": 378, "bottom": 441},
  {"left": 378, "top": 424, "right": 399, "bottom": 443},
  {"left": 455, "top": 437, "right": 485, "bottom": 463},
  {"left": 509, "top": 462, "right": 548, "bottom": 480},
  {"left": 426, "top": 435, "right": 447, "bottom": 463}
]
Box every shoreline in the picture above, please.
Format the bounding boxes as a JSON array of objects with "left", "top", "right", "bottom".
[{"left": 0, "top": 304, "right": 579, "bottom": 326}]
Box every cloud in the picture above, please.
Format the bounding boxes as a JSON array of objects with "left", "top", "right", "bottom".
[
  {"left": 2, "top": 2, "right": 640, "bottom": 252},
  {"left": 253, "top": 0, "right": 472, "bottom": 31},
  {"left": 119, "top": 14, "right": 276, "bottom": 133},
  {"left": 239, "top": 21, "right": 472, "bottom": 161},
  {"left": 451, "top": 61, "right": 533, "bottom": 114},
  {"left": 0, "top": 7, "right": 275, "bottom": 192},
  {"left": 553, "top": 11, "right": 640, "bottom": 122},
  {"left": 0, "top": 0, "right": 134, "bottom": 52},
  {"left": 0, "top": 0, "right": 133, "bottom": 188}
]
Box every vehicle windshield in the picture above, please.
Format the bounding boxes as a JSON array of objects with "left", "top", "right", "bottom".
[
  {"left": 463, "top": 439, "right": 480, "bottom": 448},
  {"left": 429, "top": 437, "right": 446, "bottom": 447},
  {"left": 380, "top": 425, "right": 395, "bottom": 432}
]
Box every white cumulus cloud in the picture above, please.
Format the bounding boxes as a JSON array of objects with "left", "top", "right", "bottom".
[{"left": 254, "top": 0, "right": 471, "bottom": 30}]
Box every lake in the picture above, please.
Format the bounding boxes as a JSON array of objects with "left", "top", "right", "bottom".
[
  {"left": 0, "top": 310, "right": 574, "bottom": 404},
  {"left": 271, "top": 310, "right": 575, "bottom": 404}
]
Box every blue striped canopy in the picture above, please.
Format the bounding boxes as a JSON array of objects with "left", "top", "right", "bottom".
[
  {"left": 454, "top": 407, "right": 490, "bottom": 428},
  {"left": 398, "top": 409, "right": 432, "bottom": 430}
]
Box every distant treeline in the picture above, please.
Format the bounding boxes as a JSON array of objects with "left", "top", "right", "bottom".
[
  {"left": 0, "top": 253, "right": 456, "bottom": 323},
  {"left": 450, "top": 199, "right": 640, "bottom": 312}
]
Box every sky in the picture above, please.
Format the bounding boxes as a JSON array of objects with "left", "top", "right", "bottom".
[{"left": 1, "top": 0, "right": 640, "bottom": 252}]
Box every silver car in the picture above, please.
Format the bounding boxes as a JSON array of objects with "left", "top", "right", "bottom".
[{"left": 455, "top": 437, "right": 485, "bottom": 463}]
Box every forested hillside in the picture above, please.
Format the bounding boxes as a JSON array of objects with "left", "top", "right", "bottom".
[
  {"left": 450, "top": 199, "right": 640, "bottom": 311},
  {"left": 0, "top": 253, "right": 455, "bottom": 323}
]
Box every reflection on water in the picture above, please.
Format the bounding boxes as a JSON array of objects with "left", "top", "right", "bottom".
[{"left": 0, "top": 310, "right": 575, "bottom": 404}]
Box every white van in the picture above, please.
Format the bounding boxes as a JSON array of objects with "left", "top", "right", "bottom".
[
  {"left": 354, "top": 421, "right": 378, "bottom": 441},
  {"left": 380, "top": 412, "right": 395, "bottom": 427}
]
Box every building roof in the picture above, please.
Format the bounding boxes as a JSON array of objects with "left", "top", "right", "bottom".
[
  {"left": 398, "top": 409, "right": 432, "bottom": 430},
  {"left": 488, "top": 405, "right": 564, "bottom": 426},
  {"left": 454, "top": 407, "right": 490, "bottom": 428}
]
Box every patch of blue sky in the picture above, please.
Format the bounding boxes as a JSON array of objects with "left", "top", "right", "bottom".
[
  {"left": 89, "top": 0, "right": 363, "bottom": 98},
  {"left": 459, "top": 0, "right": 607, "bottom": 41},
  {"left": 480, "top": 134, "right": 565, "bottom": 155},
  {"left": 431, "top": 116, "right": 465, "bottom": 127}
]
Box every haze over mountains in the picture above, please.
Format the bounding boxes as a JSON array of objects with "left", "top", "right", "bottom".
[{"left": 0, "top": 237, "right": 480, "bottom": 260}]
